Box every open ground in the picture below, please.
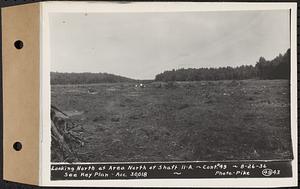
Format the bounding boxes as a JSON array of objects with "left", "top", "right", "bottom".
[{"left": 51, "top": 79, "right": 292, "bottom": 162}]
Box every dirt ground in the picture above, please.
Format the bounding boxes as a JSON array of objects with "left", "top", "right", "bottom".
[{"left": 51, "top": 79, "right": 293, "bottom": 162}]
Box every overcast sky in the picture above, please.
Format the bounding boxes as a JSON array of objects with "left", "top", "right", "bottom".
[{"left": 50, "top": 10, "right": 290, "bottom": 80}]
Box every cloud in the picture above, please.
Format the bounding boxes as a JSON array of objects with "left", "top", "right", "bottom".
[{"left": 50, "top": 10, "right": 290, "bottom": 80}]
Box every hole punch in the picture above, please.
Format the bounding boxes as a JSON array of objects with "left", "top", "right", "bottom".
[
  {"left": 14, "top": 40, "right": 24, "bottom": 49},
  {"left": 13, "top": 142, "right": 22, "bottom": 151}
]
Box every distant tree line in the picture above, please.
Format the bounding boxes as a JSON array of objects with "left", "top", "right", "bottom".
[
  {"left": 51, "top": 72, "right": 134, "bottom": 85},
  {"left": 256, "top": 49, "right": 290, "bottom": 79},
  {"left": 155, "top": 49, "right": 290, "bottom": 81},
  {"left": 51, "top": 49, "right": 290, "bottom": 84}
]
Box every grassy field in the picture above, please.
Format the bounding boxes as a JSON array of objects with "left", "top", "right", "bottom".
[{"left": 51, "top": 79, "right": 292, "bottom": 162}]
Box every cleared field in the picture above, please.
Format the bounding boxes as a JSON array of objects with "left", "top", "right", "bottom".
[{"left": 51, "top": 80, "right": 292, "bottom": 162}]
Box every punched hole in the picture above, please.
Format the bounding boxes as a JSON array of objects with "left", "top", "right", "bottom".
[
  {"left": 13, "top": 142, "right": 22, "bottom": 151},
  {"left": 14, "top": 40, "right": 24, "bottom": 49}
]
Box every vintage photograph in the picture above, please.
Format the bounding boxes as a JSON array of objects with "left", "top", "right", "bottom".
[{"left": 49, "top": 10, "right": 293, "bottom": 163}]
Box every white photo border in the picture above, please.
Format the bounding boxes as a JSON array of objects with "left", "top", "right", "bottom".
[{"left": 40, "top": 1, "right": 298, "bottom": 187}]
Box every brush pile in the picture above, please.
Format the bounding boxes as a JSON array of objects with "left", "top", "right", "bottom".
[{"left": 51, "top": 105, "right": 85, "bottom": 162}]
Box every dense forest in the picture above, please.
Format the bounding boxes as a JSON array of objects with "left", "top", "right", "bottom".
[
  {"left": 255, "top": 49, "right": 290, "bottom": 79},
  {"left": 155, "top": 49, "right": 290, "bottom": 81},
  {"left": 51, "top": 72, "right": 134, "bottom": 85}
]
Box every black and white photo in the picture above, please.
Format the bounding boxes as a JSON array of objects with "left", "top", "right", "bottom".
[
  {"left": 39, "top": 1, "right": 297, "bottom": 187},
  {"left": 50, "top": 9, "right": 292, "bottom": 163}
]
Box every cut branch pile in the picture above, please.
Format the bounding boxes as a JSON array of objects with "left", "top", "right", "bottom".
[{"left": 51, "top": 105, "right": 85, "bottom": 162}]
